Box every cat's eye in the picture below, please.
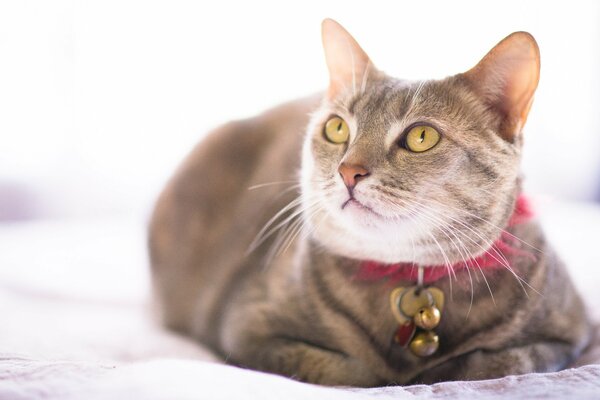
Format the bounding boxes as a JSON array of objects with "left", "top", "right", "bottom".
[
  {"left": 324, "top": 116, "right": 349, "bottom": 144},
  {"left": 405, "top": 125, "right": 440, "bottom": 152}
]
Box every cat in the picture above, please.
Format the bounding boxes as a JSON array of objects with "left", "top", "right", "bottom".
[{"left": 148, "top": 19, "right": 592, "bottom": 386}]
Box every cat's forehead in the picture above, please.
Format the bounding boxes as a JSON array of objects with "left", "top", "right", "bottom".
[
  {"left": 333, "top": 77, "right": 475, "bottom": 140},
  {"left": 345, "top": 78, "right": 411, "bottom": 117}
]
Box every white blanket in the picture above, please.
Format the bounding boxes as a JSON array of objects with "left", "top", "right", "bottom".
[{"left": 1, "top": 198, "right": 599, "bottom": 399}]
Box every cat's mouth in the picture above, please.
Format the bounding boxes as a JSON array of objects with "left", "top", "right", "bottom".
[
  {"left": 340, "top": 195, "right": 415, "bottom": 222},
  {"left": 341, "top": 197, "right": 383, "bottom": 217}
]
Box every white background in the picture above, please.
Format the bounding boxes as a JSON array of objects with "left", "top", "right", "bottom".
[{"left": 1, "top": 0, "right": 599, "bottom": 220}]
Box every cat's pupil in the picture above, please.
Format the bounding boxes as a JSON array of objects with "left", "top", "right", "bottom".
[
  {"left": 419, "top": 130, "right": 426, "bottom": 143},
  {"left": 337, "top": 122, "right": 343, "bottom": 132}
]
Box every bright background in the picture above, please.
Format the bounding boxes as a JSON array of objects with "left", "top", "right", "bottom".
[{"left": 1, "top": 0, "right": 599, "bottom": 221}]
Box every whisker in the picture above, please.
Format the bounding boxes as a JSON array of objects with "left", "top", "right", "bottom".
[
  {"left": 279, "top": 205, "right": 325, "bottom": 256},
  {"left": 476, "top": 264, "right": 496, "bottom": 305},
  {"left": 360, "top": 60, "right": 371, "bottom": 94},
  {"left": 411, "top": 199, "right": 540, "bottom": 297},
  {"left": 246, "top": 196, "right": 306, "bottom": 254},
  {"left": 391, "top": 197, "right": 455, "bottom": 297},
  {"left": 254, "top": 184, "right": 338, "bottom": 271},
  {"left": 248, "top": 189, "right": 332, "bottom": 256},
  {"left": 248, "top": 180, "right": 300, "bottom": 191},
  {"left": 261, "top": 201, "right": 323, "bottom": 270},
  {"left": 394, "top": 198, "right": 468, "bottom": 300},
  {"left": 392, "top": 188, "right": 542, "bottom": 254},
  {"left": 429, "top": 195, "right": 541, "bottom": 253},
  {"left": 387, "top": 194, "right": 535, "bottom": 302}
]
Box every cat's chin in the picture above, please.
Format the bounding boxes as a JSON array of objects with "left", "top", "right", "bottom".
[
  {"left": 310, "top": 210, "right": 447, "bottom": 265},
  {"left": 343, "top": 200, "right": 416, "bottom": 227},
  {"left": 314, "top": 234, "right": 445, "bottom": 265},
  {"left": 335, "top": 194, "right": 421, "bottom": 234},
  {"left": 340, "top": 198, "right": 390, "bottom": 224}
]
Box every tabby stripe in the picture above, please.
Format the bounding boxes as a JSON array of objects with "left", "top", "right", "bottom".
[
  {"left": 310, "top": 262, "right": 399, "bottom": 370},
  {"left": 443, "top": 136, "right": 500, "bottom": 181}
]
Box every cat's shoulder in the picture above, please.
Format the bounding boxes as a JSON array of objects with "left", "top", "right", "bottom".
[
  {"left": 183, "top": 93, "right": 322, "bottom": 165},
  {"left": 222, "top": 92, "right": 322, "bottom": 137}
]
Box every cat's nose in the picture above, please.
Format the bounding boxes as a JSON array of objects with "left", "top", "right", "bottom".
[{"left": 338, "top": 162, "right": 370, "bottom": 191}]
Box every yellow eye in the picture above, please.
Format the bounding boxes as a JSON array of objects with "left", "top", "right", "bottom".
[
  {"left": 405, "top": 125, "right": 440, "bottom": 152},
  {"left": 324, "top": 116, "right": 349, "bottom": 144}
]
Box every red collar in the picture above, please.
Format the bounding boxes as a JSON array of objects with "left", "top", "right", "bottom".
[{"left": 355, "top": 195, "right": 535, "bottom": 284}]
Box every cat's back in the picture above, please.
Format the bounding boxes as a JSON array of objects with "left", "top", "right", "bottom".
[{"left": 149, "top": 93, "right": 320, "bottom": 338}]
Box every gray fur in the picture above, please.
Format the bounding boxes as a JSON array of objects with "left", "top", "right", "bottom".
[{"left": 148, "top": 35, "right": 591, "bottom": 386}]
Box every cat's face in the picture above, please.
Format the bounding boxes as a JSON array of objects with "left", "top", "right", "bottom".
[{"left": 301, "top": 20, "right": 539, "bottom": 265}]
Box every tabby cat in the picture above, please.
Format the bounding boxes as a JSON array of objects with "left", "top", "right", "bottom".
[{"left": 148, "top": 19, "right": 591, "bottom": 386}]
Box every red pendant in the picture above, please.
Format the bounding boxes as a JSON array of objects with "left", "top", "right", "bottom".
[{"left": 394, "top": 321, "right": 416, "bottom": 347}]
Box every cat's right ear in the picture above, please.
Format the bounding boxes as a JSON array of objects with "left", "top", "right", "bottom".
[{"left": 321, "top": 19, "right": 375, "bottom": 100}]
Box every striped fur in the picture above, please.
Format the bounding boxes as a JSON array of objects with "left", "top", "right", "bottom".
[{"left": 148, "top": 26, "right": 591, "bottom": 386}]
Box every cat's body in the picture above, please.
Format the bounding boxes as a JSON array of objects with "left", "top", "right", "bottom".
[
  {"left": 149, "top": 94, "right": 319, "bottom": 348},
  {"left": 149, "top": 20, "right": 591, "bottom": 386}
]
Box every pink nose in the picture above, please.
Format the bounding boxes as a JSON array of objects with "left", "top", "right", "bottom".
[{"left": 338, "top": 162, "right": 370, "bottom": 191}]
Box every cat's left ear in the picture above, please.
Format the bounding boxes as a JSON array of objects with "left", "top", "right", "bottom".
[
  {"left": 463, "top": 32, "right": 540, "bottom": 142},
  {"left": 321, "top": 19, "right": 376, "bottom": 100}
]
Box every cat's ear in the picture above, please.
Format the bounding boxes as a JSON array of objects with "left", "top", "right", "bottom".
[
  {"left": 321, "top": 19, "right": 375, "bottom": 99},
  {"left": 463, "top": 32, "right": 540, "bottom": 141}
]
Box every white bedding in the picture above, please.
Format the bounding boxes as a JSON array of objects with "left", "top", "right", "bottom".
[{"left": 0, "top": 198, "right": 599, "bottom": 399}]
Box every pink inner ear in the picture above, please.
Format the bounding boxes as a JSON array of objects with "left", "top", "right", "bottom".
[
  {"left": 464, "top": 32, "right": 540, "bottom": 141},
  {"left": 321, "top": 19, "right": 375, "bottom": 99}
]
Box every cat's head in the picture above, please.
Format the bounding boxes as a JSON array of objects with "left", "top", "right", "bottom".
[{"left": 301, "top": 19, "right": 540, "bottom": 265}]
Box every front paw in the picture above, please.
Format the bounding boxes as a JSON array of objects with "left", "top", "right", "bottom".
[
  {"left": 414, "top": 342, "right": 574, "bottom": 383},
  {"left": 236, "top": 337, "right": 383, "bottom": 386}
]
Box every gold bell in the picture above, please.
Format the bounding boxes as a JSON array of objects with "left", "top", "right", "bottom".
[
  {"left": 409, "top": 331, "right": 439, "bottom": 357},
  {"left": 413, "top": 306, "right": 441, "bottom": 330}
]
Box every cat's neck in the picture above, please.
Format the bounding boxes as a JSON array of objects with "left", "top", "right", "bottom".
[{"left": 353, "top": 195, "right": 535, "bottom": 284}]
